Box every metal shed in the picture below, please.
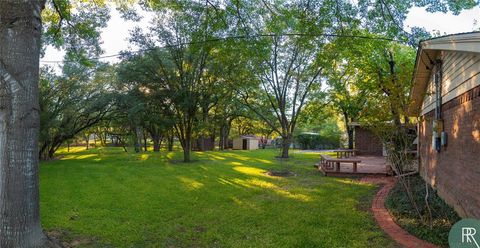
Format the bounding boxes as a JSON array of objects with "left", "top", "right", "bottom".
[{"left": 232, "top": 136, "right": 259, "bottom": 150}]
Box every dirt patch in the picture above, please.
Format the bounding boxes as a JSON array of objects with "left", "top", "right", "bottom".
[
  {"left": 274, "top": 156, "right": 294, "bottom": 160},
  {"left": 46, "top": 230, "right": 97, "bottom": 248},
  {"left": 194, "top": 225, "right": 207, "bottom": 233},
  {"left": 41, "top": 155, "right": 65, "bottom": 162},
  {"left": 265, "top": 170, "right": 296, "bottom": 177}
]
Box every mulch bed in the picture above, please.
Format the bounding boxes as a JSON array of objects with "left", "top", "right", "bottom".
[{"left": 361, "top": 176, "right": 439, "bottom": 248}]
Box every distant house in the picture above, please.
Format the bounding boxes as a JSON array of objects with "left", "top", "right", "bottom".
[
  {"left": 408, "top": 32, "right": 480, "bottom": 218},
  {"left": 232, "top": 136, "right": 259, "bottom": 150}
]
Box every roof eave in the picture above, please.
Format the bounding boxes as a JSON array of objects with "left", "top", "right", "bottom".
[{"left": 407, "top": 32, "right": 480, "bottom": 117}]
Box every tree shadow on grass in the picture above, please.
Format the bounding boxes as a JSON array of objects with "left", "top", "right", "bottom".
[{"left": 41, "top": 148, "right": 388, "bottom": 247}]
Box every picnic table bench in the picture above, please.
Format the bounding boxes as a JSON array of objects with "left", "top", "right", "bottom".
[
  {"left": 333, "top": 149, "right": 357, "bottom": 158},
  {"left": 319, "top": 154, "right": 362, "bottom": 173}
]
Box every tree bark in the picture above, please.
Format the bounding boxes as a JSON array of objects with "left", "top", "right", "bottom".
[
  {"left": 219, "top": 119, "right": 232, "bottom": 150},
  {"left": 342, "top": 112, "right": 354, "bottom": 149},
  {"left": 280, "top": 135, "right": 291, "bottom": 158},
  {"left": 218, "top": 125, "right": 225, "bottom": 150},
  {"left": 133, "top": 125, "right": 141, "bottom": 153},
  {"left": 47, "top": 146, "right": 56, "bottom": 160},
  {"left": 347, "top": 127, "right": 354, "bottom": 149},
  {"left": 183, "top": 138, "right": 191, "bottom": 162},
  {"left": 198, "top": 135, "right": 205, "bottom": 151},
  {"left": 167, "top": 134, "right": 174, "bottom": 152},
  {"left": 209, "top": 134, "right": 215, "bottom": 151},
  {"left": 150, "top": 131, "right": 162, "bottom": 152},
  {"left": 152, "top": 136, "right": 161, "bottom": 152},
  {"left": 143, "top": 132, "right": 148, "bottom": 152},
  {"left": 224, "top": 124, "right": 231, "bottom": 149},
  {"left": 0, "top": 1, "right": 48, "bottom": 247},
  {"left": 84, "top": 134, "right": 89, "bottom": 150}
]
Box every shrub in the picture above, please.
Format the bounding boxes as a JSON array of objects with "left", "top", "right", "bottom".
[
  {"left": 294, "top": 132, "right": 340, "bottom": 150},
  {"left": 385, "top": 175, "right": 460, "bottom": 246}
]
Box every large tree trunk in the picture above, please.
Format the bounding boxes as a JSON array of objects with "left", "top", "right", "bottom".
[
  {"left": 280, "top": 135, "right": 291, "bottom": 158},
  {"left": 224, "top": 124, "right": 231, "bottom": 149},
  {"left": 209, "top": 134, "right": 215, "bottom": 151},
  {"left": 151, "top": 134, "right": 162, "bottom": 152},
  {"left": 143, "top": 131, "right": 148, "bottom": 152},
  {"left": 167, "top": 134, "right": 174, "bottom": 152},
  {"left": 133, "top": 125, "right": 141, "bottom": 153},
  {"left": 219, "top": 125, "right": 226, "bottom": 150},
  {"left": 147, "top": 126, "right": 162, "bottom": 152},
  {"left": 84, "top": 134, "right": 89, "bottom": 150},
  {"left": 198, "top": 135, "right": 205, "bottom": 151},
  {"left": 47, "top": 145, "right": 56, "bottom": 160},
  {"left": 183, "top": 138, "right": 191, "bottom": 162},
  {"left": 0, "top": 1, "right": 49, "bottom": 247},
  {"left": 153, "top": 138, "right": 161, "bottom": 152},
  {"left": 342, "top": 112, "right": 354, "bottom": 149},
  {"left": 347, "top": 126, "right": 354, "bottom": 149},
  {"left": 219, "top": 120, "right": 232, "bottom": 150}
]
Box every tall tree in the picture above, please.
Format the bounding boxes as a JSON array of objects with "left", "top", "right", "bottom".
[
  {"left": 118, "top": 44, "right": 209, "bottom": 162},
  {"left": 232, "top": 2, "right": 327, "bottom": 158},
  {"left": 116, "top": 61, "right": 175, "bottom": 153},
  {"left": 39, "top": 64, "right": 113, "bottom": 160},
  {"left": 324, "top": 50, "right": 370, "bottom": 149},
  {"left": 0, "top": 0, "right": 112, "bottom": 245},
  {"left": 127, "top": 1, "right": 224, "bottom": 161},
  {"left": 0, "top": 2, "right": 47, "bottom": 246}
]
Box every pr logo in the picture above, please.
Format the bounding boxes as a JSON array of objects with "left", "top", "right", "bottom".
[
  {"left": 462, "top": 227, "right": 479, "bottom": 248},
  {"left": 450, "top": 219, "right": 480, "bottom": 248}
]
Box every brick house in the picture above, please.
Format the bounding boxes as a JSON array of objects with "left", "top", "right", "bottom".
[
  {"left": 408, "top": 32, "right": 480, "bottom": 218},
  {"left": 350, "top": 123, "right": 384, "bottom": 156}
]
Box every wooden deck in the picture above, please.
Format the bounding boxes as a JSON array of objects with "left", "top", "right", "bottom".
[{"left": 316, "top": 155, "right": 389, "bottom": 177}]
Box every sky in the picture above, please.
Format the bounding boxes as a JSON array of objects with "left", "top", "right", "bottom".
[{"left": 41, "top": 5, "right": 480, "bottom": 68}]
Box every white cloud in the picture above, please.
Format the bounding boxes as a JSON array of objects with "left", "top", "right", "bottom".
[
  {"left": 404, "top": 6, "right": 480, "bottom": 35},
  {"left": 42, "top": 7, "right": 154, "bottom": 67}
]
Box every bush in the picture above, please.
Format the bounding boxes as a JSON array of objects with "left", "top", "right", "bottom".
[
  {"left": 294, "top": 133, "right": 340, "bottom": 150},
  {"left": 385, "top": 175, "right": 460, "bottom": 247}
]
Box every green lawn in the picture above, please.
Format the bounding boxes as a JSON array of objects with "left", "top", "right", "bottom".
[{"left": 40, "top": 147, "right": 395, "bottom": 247}]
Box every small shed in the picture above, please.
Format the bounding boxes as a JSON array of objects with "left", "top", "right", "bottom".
[
  {"left": 349, "top": 123, "right": 384, "bottom": 156},
  {"left": 232, "top": 136, "right": 259, "bottom": 150},
  {"left": 408, "top": 32, "right": 480, "bottom": 218}
]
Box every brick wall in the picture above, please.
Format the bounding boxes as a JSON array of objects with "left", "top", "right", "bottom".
[
  {"left": 354, "top": 126, "right": 383, "bottom": 156},
  {"left": 419, "top": 84, "right": 480, "bottom": 218}
]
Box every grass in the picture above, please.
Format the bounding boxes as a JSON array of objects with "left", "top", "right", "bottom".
[
  {"left": 385, "top": 174, "right": 460, "bottom": 247},
  {"left": 40, "top": 147, "right": 396, "bottom": 247}
]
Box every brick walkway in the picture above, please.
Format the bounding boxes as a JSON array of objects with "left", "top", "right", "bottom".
[{"left": 361, "top": 176, "right": 439, "bottom": 248}]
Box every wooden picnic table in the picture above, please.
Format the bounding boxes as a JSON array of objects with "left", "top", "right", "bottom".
[
  {"left": 319, "top": 154, "right": 362, "bottom": 172},
  {"left": 333, "top": 149, "right": 357, "bottom": 158}
]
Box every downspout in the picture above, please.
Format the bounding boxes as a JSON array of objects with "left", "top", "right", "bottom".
[
  {"left": 434, "top": 59, "right": 442, "bottom": 120},
  {"left": 433, "top": 59, "right": 443, "bottom": 152}
]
